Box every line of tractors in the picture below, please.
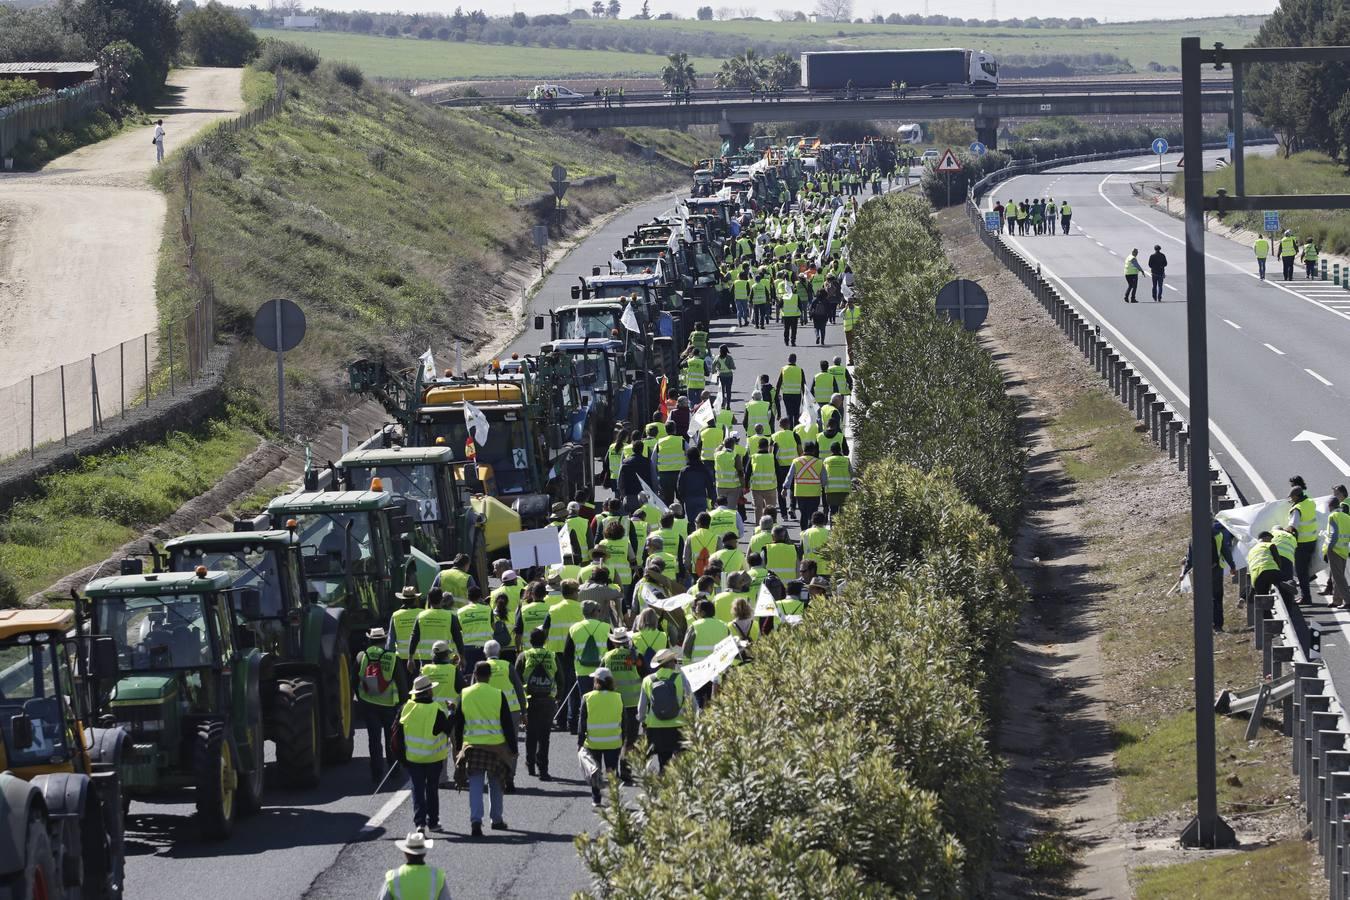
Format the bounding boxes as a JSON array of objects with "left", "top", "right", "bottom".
[{"left": 0, "top": 134, "right": 870, "bottom": 898}]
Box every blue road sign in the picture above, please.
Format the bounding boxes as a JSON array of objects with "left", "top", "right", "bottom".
[
  {"left": 1264, "top": 211, "right": 1281, "bottom": 232},
  {"left": 969, "top": 141, "right": 987, "bottom": 157},
  {"left": 1227, "top": 131, "right": 1235, "bottom": 152},
  {"left": 984, "top": 211, "right": 1001, "bottom": 232},
  {"left": 1151, "top": 138, "right": 1169, "bottom": 156}
]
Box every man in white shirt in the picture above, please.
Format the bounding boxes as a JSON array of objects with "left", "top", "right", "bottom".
[{"left": 153, "top": 120, "right": 165, "bottom": 163}]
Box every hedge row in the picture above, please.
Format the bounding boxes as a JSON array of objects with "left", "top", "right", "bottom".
[{"left": 576, "top": 193, "right": 1025, "bottom": 897}]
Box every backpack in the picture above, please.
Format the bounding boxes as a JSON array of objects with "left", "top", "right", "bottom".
[
  {"left": 524, "top": 655, "right": 555, "bottom": 697},
  {"left": 650, "top": 676, "right": 681, "bottom": 721},
  {"left": 362, "top": 650, "right": 391, "bottom": 696},
  {"left": 491, "top": 615, "right": 512, "bottom": 648},
  {"left": 578, "top": 627, "right": 603, "bottom": 669},
  {"left": 694, "top": 546, "right": 710, "bottom": 577}
]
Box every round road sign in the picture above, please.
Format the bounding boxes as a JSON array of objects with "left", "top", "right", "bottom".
[
  {"left": 1151, "top": 137, "right": 1170, "bottom": 156},
  {"left": 969, "top": 141, "right": 987, "bottom": 156},
  {"left": 935, "top": 278, "right": 989, "bottom": 331},
  {"left": 253, "top": 298, "right": 306, "bottom": 352}
]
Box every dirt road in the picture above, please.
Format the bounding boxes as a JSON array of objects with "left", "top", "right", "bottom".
[{"left": 0, "top": 67, "right": 242, "bottom": 458}]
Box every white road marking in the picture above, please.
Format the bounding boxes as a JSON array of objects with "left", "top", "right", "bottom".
[
  {"left": 1223, "top": 319, "right": 1242, "bottom": 329},
  {"left": 360, "top": 789, "right": 411, "bottom": 834},
  {"left": 1165, "top": 284, "right": 1179, "bottom": 292},
  {"left": 1109, "top": 249, "right": 1119, "bottom": 256},
  {"left": 990, "top": 206, "right": 1275, "bottom": 501},
  {"left": 1307, "top": 369, "right": 1334, "bottom": 386},
  {"left": 1264, "top": 343, "right": 1285, "bottom": 355},
  {"left": 1094, "top": 240, "right": 1105, "bottom": 247},
  {"left": 1293, "top": 431, "right": 1350, "bottom": 476}
]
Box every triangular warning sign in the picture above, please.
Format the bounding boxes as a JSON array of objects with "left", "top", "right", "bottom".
[{"left": 935, "top": 148, "right": 963, "bottom": 173}]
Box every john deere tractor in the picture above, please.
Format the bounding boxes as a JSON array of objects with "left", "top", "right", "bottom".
[
  {"left": 163, "top": 525, "right": 354, "bottom": 788},
  {"left": 80, "top": 566, "right": 265, "bottom": 840},
  {"left": 0, "top": 608, "right": 127, "bottom": 898}
]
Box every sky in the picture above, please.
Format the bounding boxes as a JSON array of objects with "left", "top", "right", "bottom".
[{"left": 248, "top": 0, "right": 1280, "bottom": 25}]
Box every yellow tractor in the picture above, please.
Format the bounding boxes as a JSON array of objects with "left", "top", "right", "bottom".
[{"left": 0, "top": 608, "right": 126, "bottom": 899}]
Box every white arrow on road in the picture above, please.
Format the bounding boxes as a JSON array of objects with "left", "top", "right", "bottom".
[{"left": 1293, "top": 430, "right": 1350, "bottom": 476}]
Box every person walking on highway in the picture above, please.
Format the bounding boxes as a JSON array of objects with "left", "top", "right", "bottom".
[
  {"left": 776, "top": 354, "right": 805, "bottom": 423},
  {"left": 516, "top": 627, "right": 556, "bottom": 779},
  {"left": 780, "top": 275, "right": 803, "bottom": 346},
  {"left": 378, "top": 831, "right": 449, "bottom": 900},
  {"left": 675, "top": 446, "right": 716, "bottom": 523},
  {"left": 393, "top": 675, "right": 451, "bottom": 833},
  {"left": 1179, "top": 519, "right": 1237, "bottom": 632},
  {"left": 577, "top": 667, "right": 623, "bottom": 807},
  {"left": 1060, "top": 199, "right": 1072, "bottom": 234},
  {"left": 1324, "top": 497, "right": 1350, "bottom": 608},
  {"left": 1302, "top": 237, "right": 1319, "bottom": 279},
  {"left": 1280, "top": 229, "right": 1299, "bottom": 281},
  {"left": 1253, "top": 233, "right": 1270, "bottom": 280},
  {"left": 357, "top": 627, "right": 401, "bottom": 785},
  {"left": 1290, "top": 484, "right": 1320, "bottom": 605},
  {"left": 637, "top": 647, "right": 695, "bottom": 770},
  {"left": 1123, "top": 249, "right": 1143, "bottom": 303},
  {"left": 452, "top": 661, "right": 517, "bottom": 837},
  {"left": 714, "top": 345, "right": 736, "bottom": 407},
  {"left": 1147, "top": 244, "right": 1168, "bottom": 301}
]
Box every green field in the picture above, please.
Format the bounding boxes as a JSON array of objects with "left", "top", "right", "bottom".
[{"left": 253, "top": 28, "right": 720, "bottom": 79}]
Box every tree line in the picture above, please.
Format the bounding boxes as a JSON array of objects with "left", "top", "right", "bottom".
[{"left": 1248, "top": 0, "right": 1350, "bottom": 160}]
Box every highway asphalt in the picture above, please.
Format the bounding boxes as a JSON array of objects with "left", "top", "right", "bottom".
[{"left": 122, "top": 183, "right": 862, "bottom": 899}]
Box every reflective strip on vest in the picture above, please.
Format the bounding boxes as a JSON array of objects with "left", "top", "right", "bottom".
[
  {"left": 414, "top": 608, "right": 454, "bottom": 662},
  {"left": 812, "top": 371, "right": 836, "bottom": 403},
  {"left": 772, "top": 431, "right": 797, "bottom": 465},
  {"left": 387, "top": 864, "right": 446, "bottom": 900},
  {"left": 744, "top": 401, "right": 771, "bottom": 433},
  {"left": 601, "top": 538, "right": 632, "bottom": 584},
  {"left": 656, "top": 435, "right": 685, "bottom": 471},
  {"left": 779, "top": 365, "right": 803, "bottom": 394},
  {"left": 750, "top": 453, "right": 776, "bottom": 490},
  {"left": 793, "top": 457, "right": 822, "bottom": 497},
  {"left": 685, "top": 358, "right": 706, "bottom": 388},
  {"left": 1295, "top": 498, "right": 1318, "bottom": 543},
  {"left": 460, "top": 683, "right": 506, "bottom": 745},
  {"left": 824, "top": 455, "right": 850, "bottom": 490},
  {"left": 546, "top": 600, "right": 583, "bottom": 653},
  {"left": 583, "top": 690, "right": 624, "bottom": 750},
  {"left": 714, "top": 450, "right": 739, "bottom": 489},
  {"left": 399, "top": 701, "right": 448, "bottom": 762},
  {"left": 487, "top": 658, "right": 518, "bottom": 713},
  {"left": 765, "top": 542, "right": 798, "bottom": 581},
  {"left": 420, "top": 662, "right": 459, "bottom": 704},
  {"left": 456, "top": 603, "right": 493, "bottom": 648},
  {"left": 690, "top": 617, "right": 730, "bottom": 661}
]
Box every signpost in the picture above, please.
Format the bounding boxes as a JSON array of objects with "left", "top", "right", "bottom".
[
  {"left": 1151, "top": 137, "right": 1169, "bottom": 182},
  {"left": 935, "top": 148, "right": 962, "bottom": 207},
  {"left": 983, "top": 211, "right": 1001, "bottom": 233},
  {"left": 531, "top": 223, "right": 549, "bottom": 275},
  {"left": 550, "top": 163, "right": 569, "bottom": 224},
  {"left": 252, "top": 298, "right": 305, "bottom": 437},
  {"left": 935, "top": 278, "right": 989, "bottom": 331},
  {"left": 1264, "top": 211, "right": 1280, "bottom": 233}
]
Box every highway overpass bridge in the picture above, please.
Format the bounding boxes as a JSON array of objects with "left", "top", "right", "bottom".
[{"left": 505, "top": 80, "right": 1233, "bottom": 150}]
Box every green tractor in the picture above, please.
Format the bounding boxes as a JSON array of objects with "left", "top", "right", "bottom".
[
  {"left": 265, "top": 489, "right": 440, "bottom": 636},
  {"left": 162, "top": 526, "right": 355, "bottom": 788},
  {"left": 333, "top": 445, "right": 488, "bottom": 587},
  {"left": 79, "top": 567, "right": 265, "bottom": 840}
]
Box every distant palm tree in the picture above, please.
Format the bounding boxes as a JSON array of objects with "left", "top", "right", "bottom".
[
  {"left": 763, "top": 52, "right": 801, "bottom": 91},
  {"left": 662, "top": 52, "right": 697, "bottom": 93},
  {"left": 716, "top": 49, "right": 764, "bottom": 90}
]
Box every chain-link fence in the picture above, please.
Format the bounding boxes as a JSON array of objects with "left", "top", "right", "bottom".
[{"left": 0, "top": 75, "right": 287, "bottom": 463}]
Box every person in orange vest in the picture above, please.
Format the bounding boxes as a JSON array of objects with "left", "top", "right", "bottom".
[{"left": 782, "top": 440, "right": 824, "bottom": 524}]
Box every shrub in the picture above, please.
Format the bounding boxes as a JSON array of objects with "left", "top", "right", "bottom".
[
  {"left": 0, "top": 569, "right": 17, "bottom": 609},
  {"left": 180, "top": 1, "right": 259, "bottom": 66},
  {"left": 255, "top": 37, "right": 320, "bottom": 75},
  {"left": 0, "top": 77, "right": 45, "bottom": 108},
  {"left": 325, "top": 60, "right": 364, "bottom": 91}
]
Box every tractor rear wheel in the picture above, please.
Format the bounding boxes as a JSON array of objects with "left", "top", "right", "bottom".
[
  {"left": 237, "top": 704, "right": 265, "bottom": 815},
  {"left": 194, "top": 721, "right": 237, "bottom": 841},
  {"left": 77, "top": 792, "right": 121, "bottom": 900},
  {"left": 273, "top": 677, "right": 321, "bottom": 789},
  {"left": 321, "top": 638, "right": 355, "bottom": 765},
  {"left": 9, "top": 812, "right": 57, "bottom": 900}
]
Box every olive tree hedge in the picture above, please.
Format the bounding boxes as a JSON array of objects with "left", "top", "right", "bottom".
[{"left": 576, "top": 192, "right": 1024, "bottom": 898}]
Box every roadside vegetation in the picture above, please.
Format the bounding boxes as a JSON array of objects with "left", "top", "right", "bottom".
[
  {"left": 154, "top": 52, "right": 711, "bottom": 435},
  {"left": 1180, "top": 151, "right": 1350, "bottom": 254},
  {"left": 0, "top": 420, "right": 257, "bottom": 606},
  {"left": 579, "top": 192, "right": 1024, "bottom": 895}
]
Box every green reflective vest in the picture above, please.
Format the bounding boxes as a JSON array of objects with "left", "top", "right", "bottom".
[
  {"left": 420, "top": 661, "right": 459, "bottom": 706},
  {"left": 1295, "top": 497, "right": 1319, "bottom": 543},
  {"left": 751, "top": 279, "right": 769, "bottom": 302},
  {"left": 569, "top": 618, "right": 612, "bottom": 676},
  {"left": 486, "top": 657, "right": 519, "bottom": 713},
  {"left": 765, "top": 541, "right": 799, "bottom": 581},
  {"left": 684, "top": 356, "right": 706, "bottom": 389},
  {"left": 656, "top": 434, "right": 685, "bottom": 472},
  {"left": 600, "top": 536, "right": 633, "bottom": 585},
  {"left": 583, "top": 690, "right": 624, "bottom": 750},
  {"left": 732, "top": 278, "right": 751, "bottom": 300},
  {"left": 749, "top": 528, "right": 773, "bottom": 557},
  {"left": 1280, "top": 235, "right": 1298, "bottom": 257},
  {"left": 689, "top": 616, "right": 730, "bottom": 662},
  {"left": 399, "top": 700, "right": 448, "bottom": 763},
  {"left": 391, "top": 607, "right": 421, "bottom": 661},
  {"left": 744, "top": 400, "right": 771, "bottom": 434},
  {"left": 384, "top": 864, "right": 446, "bottom": 900},
  {"left": 1124, "top": 256, "right": 1142, "bottom": 276},
  {"left": 791, "top": 455, "right": 822, "bottom": 498},
  {"left": 456, "top": 602, "right": 493, "bottom": 649},
  {"left": 750, "top": 452, "right": 776, "bottom": 490},
  {"left": 518, "top": 600, "right": 550, "bottom": 643},
  {"left": 781, "top": 290, "right": 801, "bottom": 317},
  {"left": 414, "top": 608, "right": 454, "bottom": 662},
  {"left": 779, "top": 364, "right": 804, "bottom": 395},
  {"left": 801, "top": 525, "right": 832, "bottom": 576},
  {"left": 812, "top": 371, "right": 837, "bottom": 404},
  {"left": 601, "top": 647, "right": 642, "bottom": 708},
  {"left": 1330, "top": 510, "right": 1350, "bottom": 559},
  {"left": 1271, "top": 530, "right": 1296, "bottom": 563},
  {"left": 712, "top": 547, "right": 746, "bottom": 573},
  {"left": 772, "top": 429, "right": 798, "bottom": 465},
  {"left": 642, "top": 669, "right": 686, "bottom": 728},
  {"left": 1254, "top": 237, "right": 1270, "bottom": 259},
  {"left": 438, "top": 568, "right": 470, "bottom": 606},
  {"left": 824, "top": 454, "right": 851, "bottom": 493},
  {"left": 709, "top": 507, "right": 739, "bottom": 541},
  {"left": 356, "top": 647, "right": 399, "bottom": 706},
  {"left": 714, "top": 448, "right": 740, "bottom": 490},
  {"left": 565, "top": 516, "right": 591, "bottom": 556},
  {"left": 699, "top": 425, "right": 724, "bottom": 461},
  {"left": 459, "top": 682, "right": 506, "bottom": 746},
  {"left": 828, "top": 364, "right": 849, "bottom": 396},
  {"left": 1247, "top": 541, "right": 1280, "bottom": 578},
  {"left": 843, "top": 305, "right": 860, "bottom": 331},
  {"left": 546, "top": 598, "right": 584, "bottom": 654},
  {"left": 714, "top": 589, "right": 749, "bottom": 623}
]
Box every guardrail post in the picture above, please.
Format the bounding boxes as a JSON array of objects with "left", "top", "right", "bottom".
[
  {"left": 1314, "top": 717, "right": 1342, "bottom": 839},
  {"left": 1110, "top": 354, "right": 1122, "bottom": 392},
  {"left": 1254, "top": 591, "right": 1274, "bottom": 650},
  {"left": 1336, "top": 262, "right": 1342, "bottom": 286},
  {"left": 1178, "top": 429, "right": 1189, "bottom": 471},
  {"left": 1150, "top": 399, "right": 1164, "bottom": 441},
  {"left": 1271, "top": 645, "right": 1295, "bottom": 736},
  {"left": 1322, "top": 744, "right": 1350, "bottom": 857},
  {"left": 1302, "top": 691, "right": 1331, "bottom": 800},
  {"left": 1139, "top": 388, "right": 1155, "bottom": 423},
  {"left": 1295, "top": 664, "right": 1323, "bottom": 774},
  {"left": 1322, "top": 259, "right": 1329, "bottom": 281},
  {"left": 1329, "top": 771, "right": 1350, "bottom": 899}
]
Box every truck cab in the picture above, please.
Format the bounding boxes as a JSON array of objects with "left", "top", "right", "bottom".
[{"left": 541, "top": 337, "right": 640, "bottom": 445}]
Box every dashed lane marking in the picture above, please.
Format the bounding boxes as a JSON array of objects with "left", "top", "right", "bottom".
[
  {"left": 1224, "top": 319, "right": 1242, "bottom": 329},
  {"left": 1264, "top": 343, "right": 1285, "bottom": 355},
  {"left": 1307, "top": 369, "right": 1334, "bottom": 386},
  {"left": 359, "top": 789, "right": 411, "bottom": 835}
]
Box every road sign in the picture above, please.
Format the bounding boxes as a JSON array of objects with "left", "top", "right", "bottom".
[
  {"left": 551, "top": 163, "right": 567, "bottom": 183},
  {"left": 531, "top": 224, "right": 549, "bottom": 248},
  {"left": 969, "top": 141, "right": 987, "bottom": 157},
  {"left": 252, "top": 299, "right": 306, "bottom": 436},
  {"left": 935, "top": 278, "right": 989, "bottom": 331},
  {"left": 1227, "top": 131, "right": 1235, "bottom": 152},
  {"left": 1264, "top": 211, "right": 1281, "bottom": 232},
  {"left": 934, "top": 149, "right": 962, "bottom": 173},
  {"left": 1151, "top": 137, "right": 1170, "bottom": 156},
  {"left": 550, "top": 178, "right": 569, "bottom": 199},
  {"left": 983, "top": 211, "right": 1001, "bottom": 233}
]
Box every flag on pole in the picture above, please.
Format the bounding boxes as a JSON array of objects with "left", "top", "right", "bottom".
[
  {"left": 657, "top": 375, "right": 670, "bottom": 421},
  {"left": 621, "top": 302, "right": 641, "bottom": 334},
  {"left": 636, "top": 475, "right": 669, "bottom": 513},
  {"left": 799, "top": 388, "right": 818, "bottom": 429},
  {"left": 419, "top": 348, "right": 436, "bottom": 382},
  {"left": 688, "top": 399, "right": 714, "bottom": 439},
  {"left": 464, "top": 400, "right": 490, "bottom": 447}
]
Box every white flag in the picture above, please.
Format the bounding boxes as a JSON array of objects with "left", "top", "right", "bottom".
[
  {"left": 753, "top": 583, "right": 779, "bottom": 618},
  {"left": 557, "top": 520, "right": 574, "bottom": 561},
  {"left": 621, "top": 303, "right": 641, "bottom": 334},
  {"left": 799, "top": 388, "right": 818, "bottom": 429},
  {"left": 419, "top": 348, "right": 436, "bottom": 381},
  {"left": 818, "top": 205, "right": 846, "bottom": 267},
  {"left": 636, "top": 475, "right": 669, "bottom": 513},
  {"left": 688, "top": 399, "right": 715, "bottom": 439},
  {"left": 463, "top": 400, "right": 490, "bottom": 447},
  {"left": 682, "top": 636, "right": 742, "bottom": 692}
]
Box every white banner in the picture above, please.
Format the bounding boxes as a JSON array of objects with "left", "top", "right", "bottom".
[
  {"left": 688, "top": 399, "right": 714, "bottom": 439},
  {"left": 636, "top": 475, "right": 668, "bottom": 513},
  {"left": 681, "top": 635, "right": 741, "bottom": 692},
  {"left": 817, "top": 205, "right": 846, "bottom": 267},
  {"left": 557, "top": 520, "right": 574, "bottom": 561},
  {"left": 637, "top": 581, "right": 694, "bottom": 612},
  {"left": 1217, "top": 494, "right": 1333, "bottom": 572},
  {"left": 799, "top": 387, "right": 818, "bottom": 429},
  {"left": 463, "top": 400, "right": 490, "bottom": 447},
  {"left": 753, "top": 583, "right": 779, "bottom": 618},
  {"left": 419, "top": 348, "right": 436, "bottom": 382}
]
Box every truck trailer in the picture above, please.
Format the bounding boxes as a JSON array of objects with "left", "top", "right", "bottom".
[{"left": 799, "top": 48, "right": 998, "bottom": 92}]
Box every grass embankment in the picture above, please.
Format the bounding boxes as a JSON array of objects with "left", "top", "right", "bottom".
[
  {"left": 0, "top": 422, "right": 257, "bottom": 605},
  {"left": 578, "top": 192, "right": 1025, "bottom": 895},
  {"left": 252, "top": 28, "right": 721, "bottom": 80},
  {"left": 1177, "top": 151, "right": 1350, "bottom": 254},
  {"left": 154, "top": 62, "right": 712, "bottom": 433},
  {"left": 1047, "top": 354, "right": 1317, "bottom": 893}
]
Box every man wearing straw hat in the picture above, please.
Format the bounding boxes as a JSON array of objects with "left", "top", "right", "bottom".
[
  {"left": 377, "top": 831, "right": 449, "bottom": 900},
  {"left": 636, "top": 647, "right": 696, "bottom": 770},
  {"left": 393, "top": 675, "right": 452, "bottom": 834}
]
